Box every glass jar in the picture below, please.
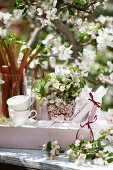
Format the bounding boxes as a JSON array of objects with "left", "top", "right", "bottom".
[
  {"left": 0, "top": 73, "right": 26, "bottom": 117},
  {"left": 0, "top": 80, "right": 4, "bottom": 117}
]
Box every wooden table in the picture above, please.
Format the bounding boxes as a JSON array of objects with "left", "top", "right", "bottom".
[{"left": 0, "top": 148, "right": 113, "bottom": 170}]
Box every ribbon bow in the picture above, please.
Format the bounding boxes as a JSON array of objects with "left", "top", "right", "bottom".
[
  {"left": 88, "top": 92, "right": 102, "bottom": 109},
  {"left": 76, "top": 114, "right": 97, "bottom": 141}
]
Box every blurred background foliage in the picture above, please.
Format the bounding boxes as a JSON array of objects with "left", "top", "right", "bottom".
[{"left": 0, "top": 0, "right": 113, "bottom": 110}]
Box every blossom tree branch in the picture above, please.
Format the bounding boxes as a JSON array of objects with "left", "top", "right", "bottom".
[
  {"left": 95, "top": 3, "right": 113, "bottom": 17},
  {"left": 97, "top": 77, "right": 113, "bottom": 86},
  {"left": 56, "top": 0, "right": 63, "bottom": 14},
  {"left": 27, "top": 27, "right": 43, "bottom": 49},
  {"left": 52, "top": 19, "right": 79, "bottom": 57},
  {"left": 87, "top": 74, "right": 113, "bottom": 86},
  {"left": 73, "top": 0, "right": 98, "bottom": 12}
]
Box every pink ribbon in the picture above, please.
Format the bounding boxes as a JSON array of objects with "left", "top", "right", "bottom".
[
  {"left": 88, "top": 92, "right": 102, "bottom": 109},
  {"left": 76, "top": 114, "right": 97, "bottom": 141},
  {"left": 76, "top": 92, "right": 102, "bottom": 141}
]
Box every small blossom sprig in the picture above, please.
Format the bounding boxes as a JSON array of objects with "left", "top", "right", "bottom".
[
  {"left": 34, "top": 67, "right": 86, "bottom": 106},
  {"left": 99, "top": 126, "right": 113, "bottom": 145},
  {"left": 42, "top": 140, "right": 61, "bottom": 160},
  {"left": 66, "top": 134, "right": 113, "bottom": 166}
]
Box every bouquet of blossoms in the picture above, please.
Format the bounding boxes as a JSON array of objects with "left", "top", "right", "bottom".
[{"left": 34, "top": 67, "right": 86, "bottom": 120}]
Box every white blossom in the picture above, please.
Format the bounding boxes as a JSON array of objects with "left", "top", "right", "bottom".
[
  {"left": 66, "top": 149, "right": 73, "bottom": 156},
  {"left": 58, "top": 45, "right": 73, "bottom": 60},
  {"left": 101, "top": 141, "right": 106, "bottom": 146},
  {"left": 109, "top": 129, "right": 113, "bottom": 134},
  {"left": 38, "top": 18, "right": 49, "bottom": 28},
  {"left": 102, "top": 0, "right": 109, "bottom": 9},
  {"left": 55, "top": 67, "right": 70, "bottom": 77},
  {"left": 93, "top": 2, "right": 100, "bottom": 9},
  {"left": 46, "top": 8, "right": 58, "bottom": 20},
  {"left": 98, "top": 15, "right": 107, "bottom": 24},
  {"left": 107, "top": 109, "right": 113, "bottom": 117},
  {"left": 60, "top": 85, "right": 65, "bottom": 92},
  {"left": 94, "top": 158, "right": 105, "bottom": 166},
  {"left": 76, "top": 48, "right": 96, "bottom": 72},
  {"left": 52, "top": 140, "right": 58, "bottom": 146},
  {"left": 110, "top": 72, "right": 113, "bottom": 81},
  {"left": 42, "top": 144, "right": 46, "bottom": 150},
  {"left": 76, "top": 18, "right": 83, "bottom": 27},
  {"left": 85, "top": 143, "right": 92, "bottom": 149},
  {"left": 53, "top": 0, "right": 58, "bottom": 7},
  {"left": 49, "top": 99, "right": 55, "bottom": 104},
  {"left": 75, "top": 154, "right": 86, "bottom": 165},
  {"left": 51, "top": 47, "right": 59, "bottom": 55},
  {"left": 0, "top": 11, "right": 13, "bottom": 37},
  {"left": 97, "top": 28, "right": 113, "bottom": 50},
  {"left": 42, "top": 34, "right": 55, "bottom": 45},
  {"left": 37, "top": 8, "right": 43, "bottom": 16},
  {"left": 107, "top": 61, "right": 113, "bottom": 72},
  {"left": 0, "top": 28, "right": 7, "bottom": 37},
  {"left": 50, "top": 149, "right": 55, "bottom": 156},
  {"left": 13, "top": 9, "right": 23, "bottom": 19},
  {"left": 55, "top": 144, "right": 60, "bottom": 150},
  {"left": 104, "top": 146, "right": 113, "bottom": 152},
  {"left": 56, "top": 98, "right": 62, "bottom": 104},
  {"left": 52, "top": 80, "right": 60, "bottom": 89},
  {"left": 75, "top": 140, "right": 80, "bottom": 147},
  {"left": 106, "top": 135, "right": 113, "bottom": 142},
  {"left": 0, "top": 12, "right": 12, "bottom": 26}
]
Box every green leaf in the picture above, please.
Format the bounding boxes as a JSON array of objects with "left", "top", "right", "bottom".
[
  {"left": 69, "top": 143, "right": 75, "bottom": 150},
  {"left": 22, "top": 7, "right": 27, "bottom": 15},
  {"left": 79, "top": 32, "right": 90, "bottom": 43},
  {"left": 17, "top": 5, "right": 25, "bottom": 9},
  {"left": 91, "top": 39, "right": 97, "bottom": 46},
  {"left": 56, "top": 75, "right": 62, "bottom": 81},
  {"left": 86, "top": 153, "right": 95, "bottom": 159},
  {"left": 46, "top": 141, "right": 52, "bottom": 152},
  {"left": 108, "top": 153, "right": 113, "bottom": 157},
  {"left": 30, "top": 0, "right": 35, "bottom": 3},
  {"left": 107, "top": 158, "right": 113, "bottom": 163},
  {"left": 37, "top": 99, "right": 43, "bottom": 106},
  {"left": 80, "top": 81, "right": 85, "bottom": 88}
]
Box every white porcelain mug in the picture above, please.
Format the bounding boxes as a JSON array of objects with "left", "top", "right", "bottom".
[
  {"left": 7, "top": 95, "right": 35, "bottom": 111},
  {"left": 8, "top": 108, "right": 37, "bottom": 126}
]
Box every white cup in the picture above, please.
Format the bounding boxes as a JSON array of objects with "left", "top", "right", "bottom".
[
  {"left": 8, "top": 108, "right": 37, "bottom": 126},
  {"left": 6, "top": 95, "right": 35, "bottom": 111}
]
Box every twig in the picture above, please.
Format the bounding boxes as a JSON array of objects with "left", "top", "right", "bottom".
[
  {"left": 73, "top": 0, "right": 98, "bottom": 12},
  {"left": 98, "top": 77, "right": 113, "bottom": 86},
  {"left": 27, "top": 27, "right": 43, "bottom": 49},
  {"left": 27, "top": 50, "right": 39, "bottom": 66}
]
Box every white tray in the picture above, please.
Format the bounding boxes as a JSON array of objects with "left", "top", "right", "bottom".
[{"left": 0, "top": 121, "right": 91, "bottom": 150}]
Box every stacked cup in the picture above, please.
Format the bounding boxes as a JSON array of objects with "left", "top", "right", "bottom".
[{"left": 6, "top": 95, "right": 37, "bottom": 126}]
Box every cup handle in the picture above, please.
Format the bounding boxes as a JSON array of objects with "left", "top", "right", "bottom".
[
  {"left": 28, "top": 96, "right": 35, "bottom": 108},
  {"left": 29, "top": 110, "right": 37, "bottom": 119}
]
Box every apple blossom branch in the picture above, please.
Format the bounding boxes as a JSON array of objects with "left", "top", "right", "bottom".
[
  {"left": 73, "top": 0, "right": 98, "bottom": 13},
  {"left": 27, "top": 27, "right": 43, "bottom": 49},
  {"left": 97, "top": 76, "right": 113, "bottom": 86},
  {"left": 25, "top": 0, "right": 104, "bottom": 58}
]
